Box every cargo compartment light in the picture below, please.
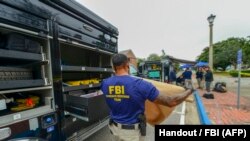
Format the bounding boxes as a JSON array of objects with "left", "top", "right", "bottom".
[
  {"left": 104, "top": 34, "right": 111, "bottom": 41},
  {"left": 111, "top": 37, "right": 117, "bottom": 43}
]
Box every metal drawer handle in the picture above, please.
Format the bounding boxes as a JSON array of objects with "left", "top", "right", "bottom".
[{"left": 83, "top": 24, "right": 93, "bottom": 32}]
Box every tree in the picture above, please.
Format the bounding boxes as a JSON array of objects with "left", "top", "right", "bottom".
[
  {"left": 196, "top": 47, "right": 209, "bottom": 62},
  {"left": 197, "top": 37, "right": 250, "bottom": 70},
  {"left": 173, "top": 62, "right": 180, "bottom": 71},
  {"left": 137, "top": 58, "right": 146, "bottom": 66},
  {"left": 242, "top": 37, "right": 250, "bottom": 66},
  {"left": 147, "top": 53, "right": 161, "bottom": 61}
]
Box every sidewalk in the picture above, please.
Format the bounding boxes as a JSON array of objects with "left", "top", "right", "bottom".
[
  {"left": 197, "top": 89, "right": 250, "bottom": 124},
  {"left": 145, "top": 103, "right": 184, "bottom": 141}
]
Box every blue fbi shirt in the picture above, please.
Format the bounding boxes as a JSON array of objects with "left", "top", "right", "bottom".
[
  {"left": 101, "top": 75, "right": 159, "bottom": 124},
  {"left": 182, "top": 71, "right": 192, "bottom": 79}
]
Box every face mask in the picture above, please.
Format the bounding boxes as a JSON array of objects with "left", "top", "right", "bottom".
[{"left": 127, "top": 65, "right": 130, "bottom": 74}]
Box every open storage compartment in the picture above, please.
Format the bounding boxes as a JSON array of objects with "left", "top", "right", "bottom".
[
  {"left": 60, "top": 42, "right": 112, "bottom": 122},
  {"left": 0, "top": 21, "right": 55, "bottom": 127},
  {"left": 0, "top": 88, "right": 54, "bottom": 125},
  {"left": 0, "top": 30, "right": 51, "bottom": 90}
]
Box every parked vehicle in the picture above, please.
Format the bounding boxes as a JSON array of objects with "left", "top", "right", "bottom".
[
  {"left": 138, "top": 60, "right": 172, "bottom": 82},
  {"left": 0, "top": 0, "right": 118, "bottom": 140}
]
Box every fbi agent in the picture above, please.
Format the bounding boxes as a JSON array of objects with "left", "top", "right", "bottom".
[{"left": 101, "top": 54, "right": 193, "bottom": 141}]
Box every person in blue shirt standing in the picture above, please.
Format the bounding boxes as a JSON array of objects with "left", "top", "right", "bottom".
[
  {"left": 101, "top": 54, "right": 194, "bottom": 141},
  {"left": 196, "top": 67, "right": 204, "bottom": 89},
  {"left": 203, "top": 66, "right": 214, "bottom": 99},
  {"left": 169, "top": 68, "right": 177, "bottom": 84},
  {"left": 182, "top": 67, "right": 193, "bottom": 89}
]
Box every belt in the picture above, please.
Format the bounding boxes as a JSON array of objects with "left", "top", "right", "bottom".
[{"left": 110, "top": 121, "right": 139, "bottom": 130}]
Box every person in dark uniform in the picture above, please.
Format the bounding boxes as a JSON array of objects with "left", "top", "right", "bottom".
[
  {"left": 203, "top": 66, "right": 214, "bottom": 99},
  {"left": 182, "top": 67, "right": 193, "bottom": 89},
  {"left": 101, "top": 54, "right": 194, "bottom": 141},
  {"left": 196, "top": 67, "right": 204, "bottom": 89},
  {"left": 169, "top": 68, "right": 177, "bottom": 84}
]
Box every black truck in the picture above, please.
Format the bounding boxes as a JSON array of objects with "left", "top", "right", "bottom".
[
  {"left": 0, "top": 0, "right": 118, "bottom": 140},
  {"left": 138, "top": 60, "right": 172, "bottom": 82}
]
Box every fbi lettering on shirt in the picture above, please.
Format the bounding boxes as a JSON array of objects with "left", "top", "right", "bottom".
[{"left": 106, "top": 85, "right": 130, "bottom": 101}]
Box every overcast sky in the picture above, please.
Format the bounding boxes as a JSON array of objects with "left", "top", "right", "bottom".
[{"left": 76, "top": 0, "right": 250, "bottom": 61}]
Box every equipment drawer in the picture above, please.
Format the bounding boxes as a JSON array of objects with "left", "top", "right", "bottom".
[
  {"left": 65, "top": 91, "right": 109, "bottom": 122},
  {"left": 58, "top": 25, "right": 98, "bottom": 47}
]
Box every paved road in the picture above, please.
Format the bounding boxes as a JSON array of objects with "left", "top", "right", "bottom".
[
  {"left": 178, "top": 71, "right": 250, "bottom": 99},
  {"left": 85, "top": 72, "right": 246, "bottom": 141},
  {"left": 213, "top": 74, "right": 250, "bottom": 99},
  {"left": 85, "top": 101, "right": 200, "bottom": 141}
]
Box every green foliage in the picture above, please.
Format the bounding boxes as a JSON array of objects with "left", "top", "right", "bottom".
[
  {"left": 147, "top": 53, "right": 161, "bottom": 61},
  {"left": 241, "top": 73, "right": 250, "bottom": 77},
  {"left": 196, "top": 47, "right": 209, "bottom": 62},
  {"left": 241, "top": 70, "right": 250, "bottom": 73},
  {"left": 197, "top": 37, "right": 250, "bottom": 70},
  {"left": 229, "top": 70, "right": 250, "bottom": 77},
  {"left": 137, "top": 58, "right": 146, "bottom": 66},
  {"left": 213, "top": 71, "right": 230, "bottom": 76},
  {"left": 229, "top": 70, "right": 238, "bottom": 77},
  {"left": 174, "top": 62, "right": 180, "bottom": 71},
  {"left": 242, "top": 37, "right": 250, "bottom": 66}
]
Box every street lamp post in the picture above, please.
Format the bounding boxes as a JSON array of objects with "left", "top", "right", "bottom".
[{"left": 207, "top": 14, "right": 216, "bottom": 71}]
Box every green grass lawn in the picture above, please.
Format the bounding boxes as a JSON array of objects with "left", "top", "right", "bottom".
[
  {"left": 213, "top": 71, "right": 230, "bottom": 76},
  {"left": 214, "top": 70, "right": 250, "bottom": 77}
]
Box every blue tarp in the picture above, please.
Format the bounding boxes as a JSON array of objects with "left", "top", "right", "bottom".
[
  {"left": 195, "top": 61, "right": 208, "bottom": 67},
  {"left": 180, "top": 64, "right": 192, "bottom": 69}
]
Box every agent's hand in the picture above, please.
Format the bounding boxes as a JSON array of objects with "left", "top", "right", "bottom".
[{"left": 185, "top": 85, "right": 195, "bottom": 94}]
